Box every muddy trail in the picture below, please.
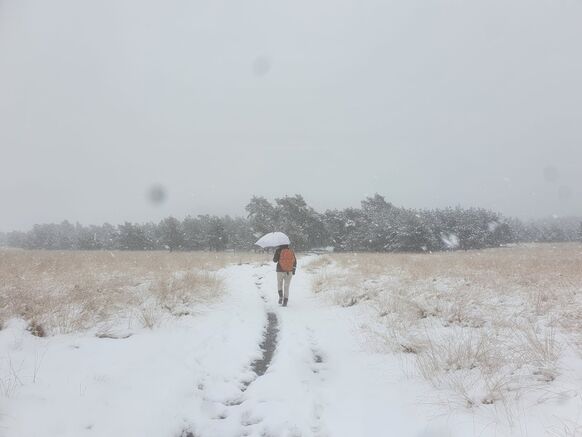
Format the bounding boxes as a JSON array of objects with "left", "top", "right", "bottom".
[{"left": 250, "top": 312, "right": 279, "bottom": 378}]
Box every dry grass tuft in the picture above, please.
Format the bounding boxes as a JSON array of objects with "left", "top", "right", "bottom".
[
  {"left": 304, "top": 256, "right": 333, "bottom": 273},
  {"left": 26, "top": 320, "right": 46, "bottom": 337},
  {"left": 153, "top": 271, "right": 223, "bottom": 316}
]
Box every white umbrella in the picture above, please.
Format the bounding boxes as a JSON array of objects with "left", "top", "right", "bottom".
[{"left": 255, "top": 232, "right": 291, "bottom": 248}]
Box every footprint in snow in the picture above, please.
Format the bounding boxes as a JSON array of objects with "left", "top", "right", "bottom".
[
  {"left": 312, "top": 357, "right": 324, "bottom": 374},
  {"left": 212, "top": 411, "right": 228, "bottom": 420},
  {"left": 241, "top": 411, "right": 263, "bottom": 426}
]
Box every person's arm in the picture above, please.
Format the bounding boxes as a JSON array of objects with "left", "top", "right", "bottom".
[
  {"left": 292, "top": 254, "right": 297, "bottom": 274},
  {"left": 273, "top": 248, "right": 281, "bottom": 263}
]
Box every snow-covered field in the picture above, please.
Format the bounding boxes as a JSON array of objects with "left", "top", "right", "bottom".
[
  {"left": 309, "top": 244, "right": 582, "bottom": 436},
  {"left": 1, "top": 246, "right": 581, "bottom": 436}
]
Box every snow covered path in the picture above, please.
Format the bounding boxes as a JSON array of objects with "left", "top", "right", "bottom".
[
  {"left": 182, "top": 258, "right": 451, "bottom": 437},
  {"left": 1, "top": 257, "right": 504, "bottom": 437}
]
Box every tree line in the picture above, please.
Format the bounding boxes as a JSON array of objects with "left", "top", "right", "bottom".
[{"left": 1, "top": 194, "right": 581, "bottom": 252}]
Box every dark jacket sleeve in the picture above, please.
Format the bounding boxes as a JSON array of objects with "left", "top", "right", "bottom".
[
  {"left": 293, "top": 253, "right": 297, "bottom": 274},
  {"left": 273, "top": 247, "right": 281, "bottom": 263}
]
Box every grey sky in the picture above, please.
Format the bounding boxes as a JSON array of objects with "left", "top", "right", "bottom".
[{"left": 1, "top": 0, "right": 581, "bottom": 231}]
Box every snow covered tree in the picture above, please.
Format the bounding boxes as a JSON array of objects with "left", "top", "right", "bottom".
[
  {"left": 274, "top": 195, "right": 327, "bottom": 250},
  {"left": 245, "top": 196, "right": 278, "bottom": 239},
  {"left": 6, "top": 193, "right": 571, "bottom": 252},
  {"left": 223, "top": 216, "right": 254, "bottom": 250},
  {"left": 117, "top": 222, "right": 153, "bottom": 250},
  {"left": 55, "top": 221, "right": 76, "bottom": 249},
  {"left": 182, "top": 215, "right": 203, "bottom": 250},
  {"left": 488, "top": 221, "right": 513, "bottom": 246},
  {"left": 323, "top": 209, "right": 355, "bottom": 251},
  {"left": 158, "top": 217, "right": 184, "bottom": 251},
  {"left": 359, "top": 194, "right": 399, "bottom": 251},
  {"left": 5, "top": 231, "right": 28, "bottom": 248},
  {"left": 142, "top": 222, "right": 162, "bottom": 250},
  {"left": 95, "top": 223, "right": 119, "bottom": 250},
  {"left": 394, "top": 210, "right": 436, "bottom": 252},
  {"left": 76, "top": 224, "right": 102, "bottom": 250},
  {"left": 198, "top": 215, "right": 228, "bottom": 251}
]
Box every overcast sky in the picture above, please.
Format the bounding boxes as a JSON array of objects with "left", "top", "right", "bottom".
[{"left": 1, "top": 0, "right": 581, "bottom": 231}]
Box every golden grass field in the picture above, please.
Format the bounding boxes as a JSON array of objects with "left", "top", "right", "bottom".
[
  {"left": 307, "top": 243, "right": 582, "bottom": 413},
  {"left": 0, "top": 249, "right": 265, "bottom": 336}
]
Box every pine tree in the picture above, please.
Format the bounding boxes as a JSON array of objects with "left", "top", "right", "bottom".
[
  {"left": 274, "top": 195, "right": 327, "bottom": 250},
  {"left": 246, "top": 196, "right": 277, "bottom": 238},
  {"left": 159, "top": 217, "right": 184, "bottom": 251},
  {"left": 117, "top": 222, "right": 153, "bottom": 250}
]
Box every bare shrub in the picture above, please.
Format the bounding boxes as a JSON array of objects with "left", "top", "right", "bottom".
[
  {"left": 304, "top": 255, "right": 333, "bottom": 273},
  {"left": 517, "top": 323, "right": 559, "bottom": 381},
  {"left": 417, "top": 329, "right": 495, "bottom": 380},
  {"left": 153, "top": 271, "right": 223, "bottom": 316},
  {"left": 137, "top": 305, "right": 160, "bottom": 329},
  {"left": 26, "top": 320, "right": 46, "bottom": 338},
  {"left": 310, "top": 272, "right": 331, "bottom": 294}
]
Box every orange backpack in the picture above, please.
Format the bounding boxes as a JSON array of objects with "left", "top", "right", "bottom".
[{"left": 279, "top": 248, "right": 295, "bottom": 272}]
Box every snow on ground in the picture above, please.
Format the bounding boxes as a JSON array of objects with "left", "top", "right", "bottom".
[
  {"left": 1, "top": 256, "right": 581, "bottom": 436},
  {"left": 0, "top": 263, "right": 265, "bottom": 437}
]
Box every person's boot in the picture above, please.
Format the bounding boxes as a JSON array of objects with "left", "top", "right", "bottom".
[
  {"left": 283, "top": 298, "right": 288, "bottom": 307},
  {"left": 278, "top": 290, "right": 283, "bottom": 305}
]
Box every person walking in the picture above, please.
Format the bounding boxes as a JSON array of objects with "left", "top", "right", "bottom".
[{"left": 273, "top": 244, "right": 297, "bottom": 307}]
